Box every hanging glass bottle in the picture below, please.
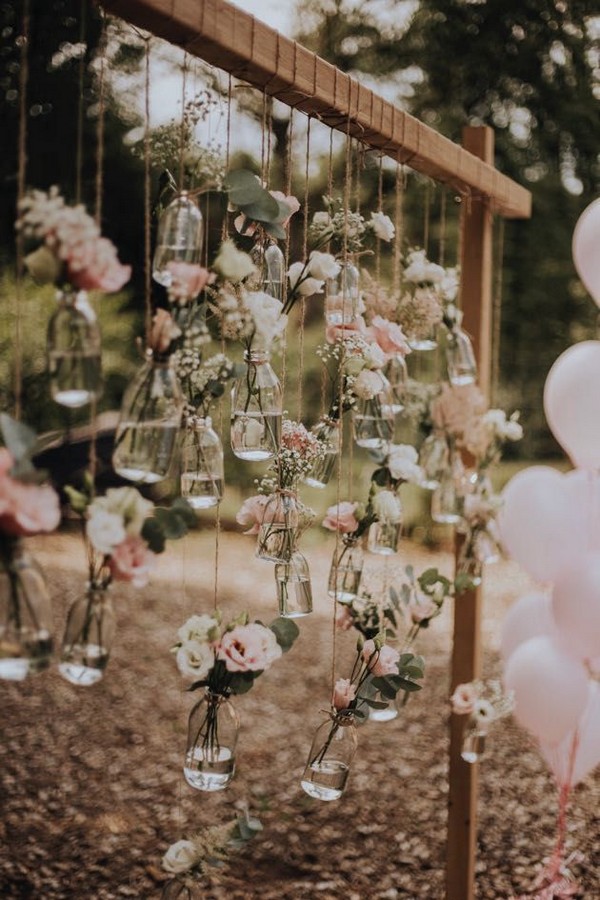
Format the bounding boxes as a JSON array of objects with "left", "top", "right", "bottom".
[
  {"left": 112, "top": 351, "right": 184, "bottom": 484},
  {"left": 406, "top": 289, "right": 439, "bottom": 351},
  {"left": 275, "top": 549, "right": 313, "bottom": 618},
  {"left": 461, "top": 719, "right": 488, "bottom": 764},
  {"left": 58, "top": 585, "right": 116, "bottom": 687},
  {"left": 184, "top": 690, "right": 240, "bottom": 792},
  {"left": 180, "top": 415, "right": 224, "bottom": 509},
  {"left": 303, "top": 416, "right": 340, "bottom": 489},
  {"left": 383, "top": 353, "right": 407, "bottom": 415},
  {"left": 431, "top": 451, "right": 466, "bottom": 525},
  {"left": 0, "top": 541, "right": 53, "bottom": 681},
  {"left": 418, "top": 432, "right": 450, "bottom": 490},
  {"left": 230, "top": 349, "right": 282, "bottom": 461},
  {"left": 446, "top": 325, "right": 477, "bottom": 386},
  {"left": 152, "top": 192, "right": 204, "bottom": 287},
  {"left": 367, "top": 520, "right": 401, "bottom": 556},
  {"left": 300, "top": 714, "right": 358, "bottom": 801},
  {"left": 368, "top": 695, "right": 399, "bottom": 722},
  {"left": 249, "top": 239, "right": 285, "bottom": 302},
  {"left": 46, "top": 288, "right": 102, "bottom": 408},
  {"left": 352, "top": 374, "right": 395, "bottom": 450},
  {"left": 327, "top": 536, "right": 363, "bottom": 602},
  {"left": 256, "top": 490, "right": 303, "bottom": 563},
  {"left": 325, "top": 260, "right": 360, "bottom": 325}
]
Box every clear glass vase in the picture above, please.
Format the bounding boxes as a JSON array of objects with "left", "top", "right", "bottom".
[
  {"left": 112, "top": 353, "right": 184, "bottom": 484},
  {"left": 0, "top": 542, "right": 53, "bottom": 681},
  {"left": 367, "top": 520, "right": 401, "bottom": 556},
  {"left": 325, "top": 260, "right": 360, "bottom": 324},
  {"left": 461, "top": 720, "right": 487, "bottom": 764},
  {"left": 431, "top": 453, "right": 465, "bottom": 525},
  {"left": 303, "top": 416, "right": 340, "bottom": 489},
  {"left": 352, "top": 378, "right": 395, "bottom": 450},
  {"left": 383, "top": 354, "right": 407, "bottom": 415},
  {"left": 256, "top": 490, "right": 302, "bottom": 563},
  {"left": 446, "top": 325, "right": 477, "bottom": 386},
  {"left": 249, "top": 239, "right": 285, "bottom": 302},
  {"left": 275, "top": 549, "right": 313, "bottom": 618},
  {"left": 368, "top": 692, "right": 399, "bottom": 722},
  {"left": 327, "top": 536, "right": 363, "bottom": 602},
  {"left": 231, "top": 350, "right": 282, "bottom": 461},
  {"left": 152, "top": 192, "right": 204, "bottom": 287},
  {"left": 418, "top": 432, "right": 450, "bottom": 490},
  {"left": 46, "top": 289, "right": 102, "bottom": 408},
  {"left": 180, "top": 416, "right": 224, "bottom": 509},
  {"left": 300, "top": 715, "right": 358, "bottom": 801},
  {"left": 58, "top": 586, "right": 116, "bottom": 687},
  {"left": 184, "top": 690, "right": 239, "bottom": 792}
]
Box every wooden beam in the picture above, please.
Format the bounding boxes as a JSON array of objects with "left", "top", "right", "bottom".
[
  {"left": 445, "top": 126, "right": 494, "bottom": 900},
  {"left": 100, "top": 0, "right": 531, "bottom": 220}
]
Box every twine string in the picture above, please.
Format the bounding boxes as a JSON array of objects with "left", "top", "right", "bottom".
[{"left": 13, "top": 0, "right": 30, "bottom": 422}]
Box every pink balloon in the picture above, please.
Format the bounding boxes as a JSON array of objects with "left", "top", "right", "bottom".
[
  {"left": 500, "top": 592, "right": 555, "bottom": 663},
  {"left": 563, "top": 469, "right": 600, "bottom": 552},
  {"left": 498, "top": 466, "right": 586, "bottom": 582},
  {"left": 552, "top": 551, "right": 600, "bottom": 661},
  {"left": 572, "top": 197, "right": 600, "bottom": 305},
  {"left": 540, "top": 681, "right": 600, "bottom": 787},
  {"left": 504, "top": 636, "right": 589, "bottom": 745},
  {"left": 544, "top": 341, "right": 600, "bottom": 470}
]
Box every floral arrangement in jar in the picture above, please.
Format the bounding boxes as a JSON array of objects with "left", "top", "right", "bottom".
[
  {"left": 450, "top": 679, "right": 514, "bottom": 764},
  {"left": 308, "top": 195, "right": 395, "bottom": 257}
]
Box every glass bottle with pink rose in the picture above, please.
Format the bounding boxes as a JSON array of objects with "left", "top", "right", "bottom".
[
  {"left": 47, "top": 288, "right": 102, "bottom": 408},
  {"left": 301, "top": 713, "right": 358, "bottom": 801},
  {"left": 184, "top": 689, "right": 240, "bottom": 792}
]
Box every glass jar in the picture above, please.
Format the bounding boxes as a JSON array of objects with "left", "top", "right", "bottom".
[
  {"left": 58, "top": 586, "right": 116, "bottom": 687},
  {"left": 418, "top": 432, "right": 450, "bottom": 490},
  {"left": 303, "top": 417, "right": 340, "bottom": 489},
  {"left": 367, "top": 520, "right": 401, "bottom": 556},
  {"left": 184, "top": 690, "right": 240, "bottom": 792},
  {"left": 249, "top": 240, "right": 285, "bottom": 302},
  {"left": 352, "top": 375, "right": 395, "bottom": 450},
  {"left": 256, "top": 490, "right": 301, "bottom": 563},
  {"left": 368, "top": 693, "right": 399, "bottom": 722},
  {"left": 327, "top": 536, "right": 363, "bottom": 602},
  {"left": 461, "top": 720, "right": 487, "bottom": 763},
  {"left": 446, "top": 325, "right": 477, "bottom": 386},
  {"left": 152, "top": 192, "right": 204, "bottom": 287},
  {"left": 431, "top": 453, "right": 466, "bottom": 525},
  {"left": 300, "top": 714, "right": 358, "bottom": 801},
  {"left": 383, "top": 354, "right": 407, "bottom": 415},
  {"left": 231, "top": 350, "right": 282, "bottom": 461},
  {"left": 325, "top": 260, "right": 360, "bottom": 325},
  {"left": 0, "top": 542, "right": 53, "bottom": 681},
  {"left": 275, "top": 549, "right": 313, "bottom": 618},
  {"left": 180, "top": 416, "right": 224, "bottom": 509},
  {"left": 112, "top": 352, "right": 184, "bottom": 484},
  {"left": 46, "top": 289, "right": 102, "bottom": 408}
]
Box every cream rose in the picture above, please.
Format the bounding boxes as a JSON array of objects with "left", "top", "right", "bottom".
[
  {"left": 162, "top": 839, "right": 201, "bottom": 875},
  {"left": 212, "top": 239, "right": 256, "bottom": 282},
  {"left": 362, "top": 639, "right": 400, "bottom": 676},
  {"left": 307, "top": 250, "right": 340, "bottom": 281},
  {"left": 332, "top": 677, "right": 356, "bottom": 710},
  {"left": 369, "top": 211, "right": 395, "bottom": 242},
  {"left": 176, "top": 639, "right": 215, "bottom": 680},
  {"left": 322, "top": 501, "right": 359, "bottom": 534},
  {"left": 372, "top": 490, "right": 402, "bottom": 524},
  {"left": 450, "top": 682, "right": 478, "bottom": 715},
  {"left": 86, "top": 508, "right": 126, "bottom": 555},
  {"left": 287, "top": 261, "right": 324, "bottom": 297},
  {"left": 177, "top": 614, "right": 220, "bottom": 645},
  {"left": 387, "top": 444, "right": 422, "bottom": 484}
]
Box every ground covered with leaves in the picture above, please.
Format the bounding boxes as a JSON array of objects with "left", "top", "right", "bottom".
[{"left": 1, "top": 530, "right": 598, "bottom": 899}]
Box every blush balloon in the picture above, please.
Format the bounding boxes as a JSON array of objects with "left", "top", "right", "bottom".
[
  {"left": 540, "top": 681, "right": 600, "bottom": 787},
  {"left": 500, "top": 592, "right": 556, "bottom": 663},
  {"left": 572, "top": 197, "right": 600, "bottom": 305},
  {"left": 544, "top": 341, "right": 600, "bottom": 470},
  {"left": 504, "top": 635, "right": 589, "bottom": 745},
  {"left": 552, "top": 551, "right": 600, "bottom": 661}
]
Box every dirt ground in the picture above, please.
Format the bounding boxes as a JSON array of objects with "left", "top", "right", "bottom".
[{"left": 1, "top": 528, "right": 599, "bottom": 899}]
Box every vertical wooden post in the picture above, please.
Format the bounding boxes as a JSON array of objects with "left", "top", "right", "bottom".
[{"left": 445, "top": 126, "right": 494, "bottom": 900}]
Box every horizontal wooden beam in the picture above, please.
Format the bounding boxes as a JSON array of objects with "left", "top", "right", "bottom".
[{"left": 101, "top": 0, "right": 531, "bottom": 220}]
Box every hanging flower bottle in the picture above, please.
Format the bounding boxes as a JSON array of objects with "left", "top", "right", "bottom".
[
  {"left": 0, "top": 541, "right": 53, "bottom": 681},
  {"left": 303, "top": 415, "right": 340, "bottom": 489},
  {"left": 275, "top": 549, "right": 313, "bottom": 618},
  {"left": 367, "top": 490, "right": 403, "bottom": 555},
  {"left": 446, "top": 324, "right": 477, "bottom": 386},
  {"left": 230, "top": 349, "right": 282, "bottom": 461},
  {"left": 325, "top": 259, "right": 360, "bottom": 325},
  {"left": 431, "top": 450, "right": 466, "bottom": 525},
  {"left": 250, "top": 239, "right": 285, "bottom": 302},
  {"left": 383, "top": 353, "right": 407, "bottom": 414},
  {"left": 112, "top": 350, "right": 184, "bottom": 484},
  {"left": 180, "top": 415, "right": 224, "bottom": 509},
  {"left": 46, "top": 289, "right": 102, "bottom": 408},
  {"left": 58, "top": 584, "right": 116, "bottom": 687},
  {"left": 184, "top": 689, "right": 240, "bottom": 791},
  {"left": 300, "top": 712, "right": 358, "bottom": 801},
  {"left": 152, "top": 192, "right": 204, "bottom": 287},
  {"left": 327, "top": 535, "right": 364, "bottom": 602},
  {"left": 255, "top": 489, "right": 303, "bottom": 563},
  {"left": 418, "top": 432, "right": 450, "bottom": 490},
  {"left": 352, "top": 372, "right": 395, "bottom": 449}
]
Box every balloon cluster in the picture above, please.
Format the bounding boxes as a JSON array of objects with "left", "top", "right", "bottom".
[{"left": 498, "top": 198, "right": 600, "bottom": 791}]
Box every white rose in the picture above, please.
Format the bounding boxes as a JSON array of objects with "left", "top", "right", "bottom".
[
  {"left": 162, "top": 839, "right": 202, "bottom": 875},
  {"left": 176, "top": 640, "right": 214, "bottom": 680},
  {"left": 373, "top": 489, "right": 403, "bottom": 524},
  {"left": 364, "top": 341, "right": 386, "bottom": 370},
  {"left": 353, "top": 369, "right": 384, "bottom": 400},
  {"left": 244, "top": 290, "right": 287, "bottom": 345},
  {"left": 287, "top": 261, "right": 324, "bottom": 296},
  {"left": 212, "top": 239, "right": 256, "bottom": 282},
  {"left": 439, "top": 268, "right": 459, "bottom": 301},
  {"left": 311, "top": 211, "right": 331, "bottom": 228},
  {"left": 177, "top": 614, "right": 220, "bottom": 645},
  {"left": 473, "top": 698, "right": 495, "bottom": 725},
  {"left": 307, "top": 250, "right": 340, "bottom": 281},
  {"left": 369, "top": 211, "right": 395, "bottom": 242},
  {"left": 404, "top": 250, "right": 445, "bottom": 284},
  {"left": 387, "top": 444, "right": 422, "bottom": 484},
  {"left": 503, "top": 420, "right": 523, "bottom": 441},
  {"left": 103, "top": 487, "right": 154, "bottom": 534},
  {"left": 86, "top": 508, "right": 126, "bottom": 555}
]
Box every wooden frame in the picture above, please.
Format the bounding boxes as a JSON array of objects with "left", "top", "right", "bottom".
[{"left": 98, "top": 2, "right": 531, "bottom": 897}]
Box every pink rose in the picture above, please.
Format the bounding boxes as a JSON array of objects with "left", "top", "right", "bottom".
[
  {"left": 0, "top": 475, "right": 61, "bottom": 536},
  {"left": 68, "top": 237, "right": 131, "bottom": 293},
  {"left": 325, "top": 315, "right": 367, "bottom": 345},
  {"left": 217, "top": 623, "right": 282, "bottom": 672},
  {"left": 335, "top": 605, "right": 354, "bottom": 631},
  {"left": 270, "top": 191, "right": 301, "bottom": 228},
  {"left": 450, "top": 682, "right": 478, "bottom": 716},
  {"left": 234, "top": 213, "right": 257, "bottom": 237},
  {"left": 409, "top": 597, "right": 438, "bottom": 624},
  {"left": 362, "top": 639, "right": 400, "bottom": 676},
  {"left": 236, "top": 494, "right": 271, "bottom": 535},
  {"left": 108, "top": 535, "right": 155, "bottom": 588},
  {"left": 332, "top": 677, "right": 356, "bottom": 710},
  {"left": 367, "top": 316, "right": 411, "bottom": 359},
  {"left": 0, "top": 448, "right": 14, "bottom": 476},
  {"left": 322, "top": 501, "right": 359, "bottom": 534},
  {"left": 166, "top": 262, "right": 214, "bottom": 301},
  {"left": 149, "top": 309, "right": 179, "bottom": 354}
]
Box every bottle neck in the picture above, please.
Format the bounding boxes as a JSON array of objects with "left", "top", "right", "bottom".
[{"left": 244, "top": 349, "right": 270, "bottom": 364}]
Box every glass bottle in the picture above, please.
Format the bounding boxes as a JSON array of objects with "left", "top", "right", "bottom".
[
  {"left": 368, "top": 696, "right": 399, "bottom": 722},
  {"left": 325, "top": 260, "right": 360, "bottom": 325},
  {"left": 461, "top": 720, "right": 487, "bottom": 763},
  {"left": 275, "top": 549, "right": 313, "bottom": 618},
  {"left": 256, "top": 490, "right": 301, "bottom": 563},
  {"left": 303, "top": 416, "right": 340, "bottom": 489},
  {"left": 327, "top": 536, "right": 363, "bottom": 602},
  {"left": 446, "top": 326, "right": 477, "bottom": 386},
  {"left": 352, "top": 375, "right": 395, "bottom": 450},
  {"left": 46, "top": 289, "right": 102, "bottom": 408},
  {"left": 431, "top": 452, "right": 466, "bottom": 525},
  {"left": 230, "top": 349, "right": 282, "bottom": 461},
  {"left": 367, "top": 520, "right": 401, "bottom": 556},
  {"left": 250, "top": 240, "right": 285, "bottom": 302},
  {"left": 383, "top": 354, "right": 407, "bottom": 415},
  {"left": 300, "top": 715, "right": 358, "bottom": 801},
  {"left": 180, "top": 416, "right": 224, "bottom": 509},
  {"left": 184, "top": 690, "right": 240, "bottom": 792},
  {"left": 58, "top": 586, "right": 116, "bottom": 687},
  {"left": 112, "top": 351, "right": 184, "bottom": 484},
  {"left": 406, "top": 290, "right": 439, "bottom": 350},
  {"left": 418, "top": 432, "right": 450, "bottom": 490},
  {"left": 152, "top": 192, "right": 204, "bottom": 287},
  {"left": 0, "top": 542, "right": 53, "bottom": 681}
]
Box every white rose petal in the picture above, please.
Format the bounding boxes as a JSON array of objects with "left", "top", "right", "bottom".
[
  {"left": 369, "top": 211, "right": 395, "bottom": 242},
  {"left": 353, "top": 369, "right": 384, "bottom": 399},
  {"left": 373, "top": 489, "right": 403, "bottom": 524},
  {"left": 177, "top": 614, "right": 220, "bottom": 644},
  {"left": 86, "top": 509, "right": 126, "bottom": 555},
  {"left": 308, "top": 250, "right": 340, "bottom": 281},
  {"left": 162, "top": 839, "right": 201, "bottom": 875},
  {"left": 213, "top": 239, "right": 257, "bottom": 282},
  {"left": 176, "top": 639, "right": 214, "bottom": 680},
  {"left": 364, "top": 341, "right": 386, "bottom": 370},
  {"left": 387, "top": 444, "right": 422, "bottom": 483}
]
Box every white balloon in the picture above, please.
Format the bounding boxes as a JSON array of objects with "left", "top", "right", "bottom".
[
  {"left": 500, "top": 592, "right": 556, "bottom": 663},
  {"left": 572, "top": 197, "right": 600, "bottom": 305},
  {"left": 543, "top": 341, "right": 600, "bottom": 470},
  {"left": 552, "top": 551, "right": 600, "bottom": 661},
  {"left": 540, "top": 681, "right": 600, "bottom": 787}
]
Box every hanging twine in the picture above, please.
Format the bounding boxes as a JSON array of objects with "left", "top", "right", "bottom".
[
  {"left": 491, "top": 217, "right": 505, "bottom": 406},
  {"left": 143, "top": 37, "right": 152, "bottom": 345},
  {"left": 423, "top": 180, "right": 432, "bottom": 254},
  {"left": 177, "top": 53, "right": 188, "bottom": 192},
  {"left": 74, "top": 0, "right": 87, "bottom": 206},
  {"left": 13, "top": 0, "right": 30, "bottom": 422},
  {"left": 393, "top": 163, "right": 406, "bottom": 292},
  {"left": 375, "top": 153, "right": 384, "bottom": 284},
  {"left": 296, "top": 117, "right": 311, "bottom": 420},
  {"left": 221, "top": 74, "right": 233, "bottom": 243},
  {"left": 438, "top": 188, "right": 447, "bottom": 269},
  {"left": 281, "top": 108, "right": 294, "bottom": 397}
]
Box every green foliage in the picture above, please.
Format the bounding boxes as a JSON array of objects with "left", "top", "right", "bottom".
[{"left": 268, "top": 616, "right": 300, "bottom": 653}]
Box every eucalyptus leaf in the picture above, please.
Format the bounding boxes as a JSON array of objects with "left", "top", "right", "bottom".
[
  {"left": 170, "top": 497, "right": 197, "bottom": 527},
  {"left": 64, "top": 485, "right": 89, "bottom": 515},
  {"left": 269, "top": 616, "right": 300, "bottom": 652},
  {"left": 223, "top": 169, "right": 264, "bottom": 204},
  {"left": 237, "top": 193, "right": 280, "bottom": 223},
  {"left": 370, "top": 467, "right": 389, "bottom": 487},
  {"left": 141, "top": 518, "right": 166, "bottom": 554},
  {"left": 0, "top": 413, "right": 37, "bottom": 462},
  {"left": 154, "top": 507, "right": 188, "bottom": 540},
  {"left": 229, "top": 671, "right": 257, "bottom": 695}
]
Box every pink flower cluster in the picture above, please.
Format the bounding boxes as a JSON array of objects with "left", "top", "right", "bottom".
[
  {"left": 217, "top": 623, "right": 282, "bottom": 672},
  {"left": 166, "top": 262, "right": 214, "bottom": 303},
  {"left": 0, "top": 449, "right": 61, "bottom": 537},
  {"left": 281, "top": 420, "right": 320, "bottom": 457},
  {"left": 325, "top": 312, "right": 410, "bottom": 362},
  {"left": 430, "top": 382, "right": 487, "bottom": 440},
  {"left": 362, "top": 638, "right": 400, "bottom": 676},
  {"left": 107, "top": 535, "right": 155, "bottom": 588},
  {"left": 236, "top": 494, "right": 271, "bottom": 534},
  {"left": 322, "top": 501, "right": 359, "bottom": 534}
]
